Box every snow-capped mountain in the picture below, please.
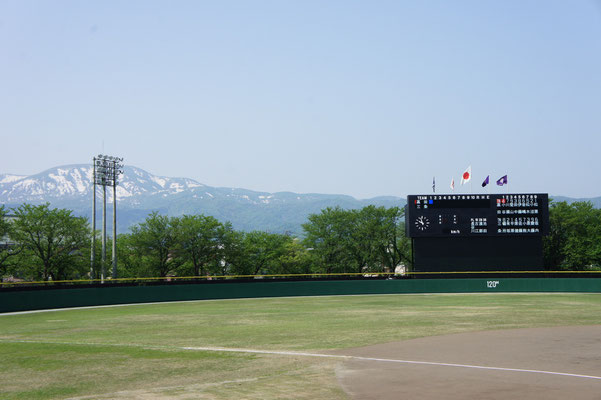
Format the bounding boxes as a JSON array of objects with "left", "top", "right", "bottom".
[
  {"left": 0, "top": 165, "right": 205, "bottom": 203},
  {"left": 0, "top": 164, "right": 404, "bottom": 234}
]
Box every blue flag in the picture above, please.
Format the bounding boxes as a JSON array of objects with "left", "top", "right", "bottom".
[
  {"left": 481, "top": 175, "right": 489, "bottom": 187},
  {"left": 496, "top": 175, "right": 508, "bottom": 186}
]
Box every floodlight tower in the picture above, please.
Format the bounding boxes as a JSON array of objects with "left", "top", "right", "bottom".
[
  {"left": 91, "top": 157, "right": 97, "bottom": 280},
  {"left": 110, "top": 157, "right": 124, "bottom": 278},
  {"left": 91, "top": 155, "right": 124, "bottom": 282}
]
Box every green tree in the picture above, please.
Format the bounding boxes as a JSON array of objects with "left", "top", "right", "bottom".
[
  {"left": 238, "top": 231, "right": 291, "bottom": 276},
  {"left": 115, "top": 233, "right": 148, "bottom": 278},
  {"left": 0, "top": 205, "right": 20, "bottom": 276},
  {"left": 345, "top": 207, "right": 377, "bottom": 273},
  {"left": 562, "top": 202, "right": 601, "bottom": 269},
  {"left": 218, "top": 227, "right": 245, "bottom": 276},
  {"left": 544, "top": 201, "right": 601, "bottom": 270},
  {"left": 303, "top": 206, "right": 410, "bottom": 274},
  {"left": 175, "top": 215, "right": 226, "bottom": 276},
  {"left": 544, "top": 201, "right": 570, "bottom": 268},
  {"left": 342, "top": 206, "right": 412, "bottom": 274},
  {"left": 128, "top": 212, "right": 182, "bottom": 277},
  {"left": 376, "top": 206, "right": 411, "bottom": 272},
  {"left": 276, "top": 239, "right": 314, "bottom": 275},
  {"left": 10, "top": 203, "right": 90, "bottom": 281},
  {"left": 302, "top": 207, "right": 353, "bottom": 273}
]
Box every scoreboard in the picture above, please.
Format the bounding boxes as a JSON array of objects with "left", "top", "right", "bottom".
[
  {"left": 406, "top": 193, "right": 550, "bottom": 273},
  {"left": 406, "top": 194, "right": 549, "bottom": 238}
]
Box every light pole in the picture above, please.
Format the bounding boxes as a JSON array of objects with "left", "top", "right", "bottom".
[
  {"left": 91, "top": 157, "right": 96, "bottom": 281},
  {"left": 92, "top": 155, "right": 124, "bottom": 282}
]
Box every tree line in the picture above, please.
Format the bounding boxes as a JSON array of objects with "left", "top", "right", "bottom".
[
  {"left": 543, "top": 201, "right": 601, "bottom": 269},
  {"left": 1, "top": 199, "right": 600, "bottom": 282},
  {"left": 0, "top": 204, "right": 409, "bottom": 282}
]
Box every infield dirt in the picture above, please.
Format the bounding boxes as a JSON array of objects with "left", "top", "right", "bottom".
[{"left": 334, "top": 325, "right": 601, "bottom": 399}]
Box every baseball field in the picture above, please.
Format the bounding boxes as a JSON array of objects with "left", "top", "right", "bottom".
[{"left": 1, "top": 293, "right": 601, "bottom": 399}]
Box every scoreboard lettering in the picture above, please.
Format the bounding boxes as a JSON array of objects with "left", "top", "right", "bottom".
[{"left": 406, "top": 193, "right": 549, "bottom": 238}]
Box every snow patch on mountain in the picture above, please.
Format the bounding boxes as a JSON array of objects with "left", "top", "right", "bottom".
[
  {"left": 151, "top": 176, "right": 167, "bottom": 188},
  {"left": 0, "top": 174, "right": 27, "bottom": 184}
]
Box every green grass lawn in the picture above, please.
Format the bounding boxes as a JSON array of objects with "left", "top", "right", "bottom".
[{"left": 1, "top": 293, "right": 601, "bottom": 399}]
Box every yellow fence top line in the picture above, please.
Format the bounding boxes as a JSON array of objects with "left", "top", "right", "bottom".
[{"left": 2, "top": 270, "right": 601, "bottom": 286}]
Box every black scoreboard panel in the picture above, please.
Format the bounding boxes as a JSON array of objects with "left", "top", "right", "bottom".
[
  {"left": 412, "top": 236, "right": 544, "bottom": 272},
  {"left": 406, "top": 194, "right": 549, "bottom": 238},
  {"left": 406, "top": 193, "right": 549, "bottom": 273}
]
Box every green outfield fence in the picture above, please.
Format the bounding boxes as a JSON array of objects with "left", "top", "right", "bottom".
[
  {"left": 1, "top": 272, "right": 601, "bottom": 313},
  {"left": 2, "top": 270, "right": 601, "bottom": 287}
]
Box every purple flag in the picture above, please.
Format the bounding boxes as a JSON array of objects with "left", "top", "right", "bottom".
[
  {"left": 496, "top": 175, "right": 508, "bottom": 186},
  {"left": 481, "top": 175, "right": 489, "bottom": 187}
]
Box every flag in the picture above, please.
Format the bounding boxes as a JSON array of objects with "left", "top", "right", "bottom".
[
  {"left": 450, "top": 178, "right": 455, "bottom": 191},
  {"left": 481, "top": 175, "right": 489, "bottom": 187},
  {"left": 432, "top": 177, "right": 435, "bottom": 193},
  {"left": 496, "top": 175, "right": 508, "bottom": 186},
  {"left": 461, "top": 166, "right": 471, "bottom": 185}
]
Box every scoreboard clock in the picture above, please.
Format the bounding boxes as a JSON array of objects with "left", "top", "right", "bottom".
[
  {"left": 414, "top": 215, "right": 431, "bottom": 231},
  {"left": 406, "top": 194, "right": 549, "bottom": 238}
]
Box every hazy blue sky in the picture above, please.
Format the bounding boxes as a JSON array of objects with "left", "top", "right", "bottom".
[{"left": 1, "top": 1, "right": 600, "bottom": 199}]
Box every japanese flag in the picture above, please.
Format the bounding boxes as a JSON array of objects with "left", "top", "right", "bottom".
[{"left": 461, "top": 166, "right": 471, "bottom": 185}]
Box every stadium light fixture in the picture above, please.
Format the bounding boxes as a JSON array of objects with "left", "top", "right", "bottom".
[{"left": 91, "top": 154, "right": 124, "bottom": 283}]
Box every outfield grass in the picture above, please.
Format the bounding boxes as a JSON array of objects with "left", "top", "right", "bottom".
[{"left": 1, "top": 293, "right": 601, "bottom": 399}]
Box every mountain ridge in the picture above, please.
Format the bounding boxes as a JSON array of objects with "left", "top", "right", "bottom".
[
  {"left": 0, "top": 164, "right": 406, "bottom": 234},
  {"left": 2, "top": 165, "right": 600, "bottom": 235}
]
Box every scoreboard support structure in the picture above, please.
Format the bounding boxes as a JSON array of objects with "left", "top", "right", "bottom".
[{"left": 406, "top": 194, "right": 549, "bottom": 274}]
